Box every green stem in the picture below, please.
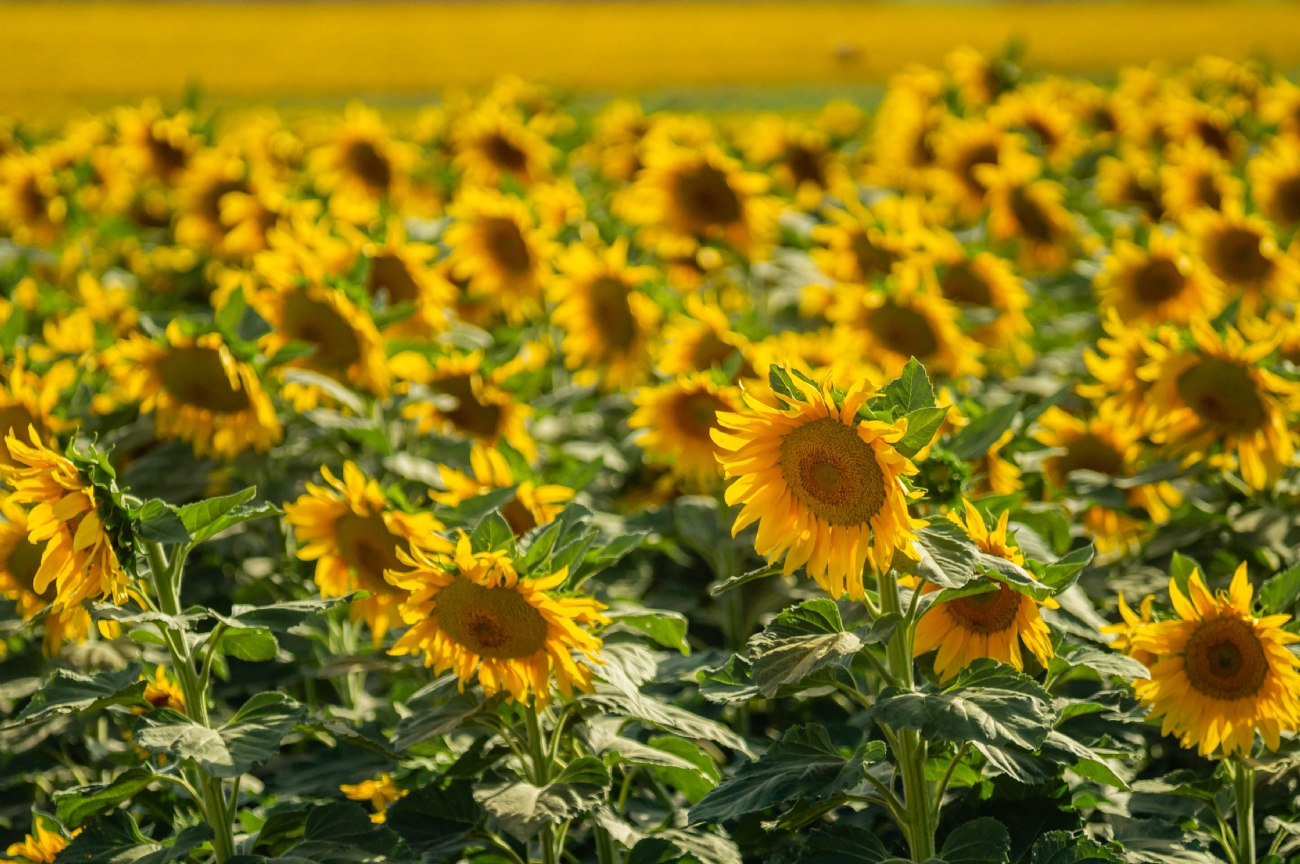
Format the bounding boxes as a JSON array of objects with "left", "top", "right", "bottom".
[
  {"left": 594, "top": 824, "right": 617, "bottom": 864},
  {"left": 1234, "top": 759, "right": 1256, "bottom": 864},
  {"left": 525, "top": 705, "right": 557, "bottom": 864}
]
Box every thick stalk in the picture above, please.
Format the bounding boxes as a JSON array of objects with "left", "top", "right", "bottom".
[
  {"left": 1234, "top": 759, "right": 1256, "bottom": 864},
  {"left": 144, "top": 541, "right": 236, "bottom": 863},
  {"left": 525, "top": 706, "right": 557, "bottom": 864},
  {"left": 876, "top": 569, "right": 934, "bottom": 861}
]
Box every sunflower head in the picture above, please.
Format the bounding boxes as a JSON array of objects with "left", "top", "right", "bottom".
[
  {"left": 1130, "top": 564, "right": 1300, "bottom": 756},
  {"left": 388, "top": 533, "right": 607, "bottom": 706},
  {"left": 2, "top": 816, "right": 71, "bottom": 864},
  {"left": 629, "top": 372, "right": 743, "bottom": 487}
]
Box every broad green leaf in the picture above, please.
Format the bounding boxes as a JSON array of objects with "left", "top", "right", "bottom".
[
  {"left": 648, "top": 736, "right": 720, "bottom": 804},
  {"left": 748, "top": 609, "right": 899, "bottom": 698},
  {"left": 133, "top": 499, "right": 191, "bottom": 544},
  {"left": 652, "top": 830, "right": 742, "bottom": 864},
  {"left": 1169, "top": 552, "right": 1200, "bottom": 598},
  {"left": 215, "top": 626, "right": 279, "bottom": 662},
  {"left": 582, "top": 684, "right": 752, "bottom": 756},
  {"left": 228, "top": 597, "right": 351, "bottom": 631},
  {"left": 608, "top": 609, "right": 690, "bottom": 654},
  {"left": 220, "top": 692, "right": 308, "bottom": 776},
  {"left": 54, "top": 768, "right": 155, "bottom": 828},
  {"left": 949, "top": 398, "right": 1021, "bottom": 461},
  {"left": 384, "top": 781, "right": 482, "bottom": 860},
  {"left": 390, "top": 682, "right": 483, "bottom": 751},
  {"left": 883, "top": 357, "right": 936, "bottom": 416},
  {"left": 973, "top": 742, "right": 1052, "bottom": 785},
  {"left": 1039, "top": 545, "right": 1094, "bottom": 593},
  {"left": 471, "top": 510, "right": 516, "bottom": 555},
  {"left": 768, "top": 366, "right": 799, "bottom": 403},
  {"left": 710, "top": 563, "right": 782, "bottom": 597},
  {"left": 688, "top": 725, "right": 867, "bottom": 823},
  {"left": 438, "top": 485, "right": 518, "bottom": 527},
  {"left": 871, "top": 683, "right": 1055, "bottom": 750},
  {"left": 1038, "top": 731, "right": 1128, "bottom": 789},
  {"left": 978, "top": 553, "right": 1054, "bottom": 602},
  {"left": 177, "top": 487, "right": 257, "bottom": 542},
  {"left": 55, "top": 811, "right": 211, "bottom": 864},
  {"left": 949, "top": 659, "right": 1052, "bottom": 700},
  {"left": 896, "top": 406, "right": 949, "bottom": 458},
  {"left": 286, "top": 800, "right": 411, "bottom": 862},
  {"left": 473, "top": 758, "right": 610, "bottom": 841},
  {"left": 215, "top": 286, "right": 247, "bottom": 336},
  {"left": 908, "top": 522, "right": 981, "bottom": 589},
  {"left": 942, "top": 817, "right": 1010, "bottom": 864},
  {"left": 796, "top": 822, "right": 892, "bottom": 864},
  {"left": 1031, "top": 831, "right": 1121, "bottom": 864},
  {"left": 1261, "top": 563, "right": 1300, "bottom": 614},
  {"left": 17, "top": 664, "right": 148, "bottom": 723},
  {"left": 1062, "top": 647, "right": 1150, "bottom": 681}
]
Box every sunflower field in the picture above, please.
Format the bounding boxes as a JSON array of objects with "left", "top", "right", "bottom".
[{"left": 7, "top": 44, "right": 1300, "bottom": 864}]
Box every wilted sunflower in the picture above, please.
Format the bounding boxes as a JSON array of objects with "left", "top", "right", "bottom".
[
  {"left": 615, "top": 140, "right": 775, "bottom": 258},
  {"left": 285, "top": 462, "right": 449, "bottom": 643},
  {"left": 2, "top": 432, "right": 128, "bottom": 611},
  {"left": 1095, "top": 231, "right": 1222, "bottom": 326},
  {"left": 445, "top": 187, "right": 554, "bottom": 324},
  {"left": 1142, "top": 319, "right": 1299, "bottom": 490},
  {"left": 912, "top": 502, "right": 1057, "bottom": 681},
  {"left": 433, "top": 445, "right": 574, "bottom": 537},
  {"left": 1248, "top": 137, "right": 1300, "bottom": 229},
  {"left": 629, "top": 373, "right": 742, "bottom": 486},
  {"left": 713, "top": 372, "right": 924, "bottom": 600},
  {"left": 392, "top": 351, "right": 537, "bottom": 461},
  {"left": 1131, "top": 564, "right": 1300, "bottom": 756},
  {"left": 387, "top": 533, "right": 607, "bottom": 706},
  {"left": 107, "top": 322, "right": 282, "bottom": 460},
  {"left": 2, "top": 817, "right": 72, "bottom": 864},
  {"left": 1189, "top": 203, "right": 1299, "bottom": 313},
  {"left": 550, "top": 239, "right": 661, "bottom": 391},
  {"left": 450, "top": 102, "right": 554, "bottom": 188}
]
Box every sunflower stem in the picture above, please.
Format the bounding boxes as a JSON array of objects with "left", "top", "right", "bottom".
[
  {"left": 1234, "top": 758, "right": 1256, "bottom": 864},
  {"left": 525, "top": 704, "right": 558, "bottom": 864}
]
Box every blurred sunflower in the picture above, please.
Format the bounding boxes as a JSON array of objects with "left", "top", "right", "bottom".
[
  {"left": 0, "top": 152, "right": 67, "bottom": 248},
  {"left": 1095, "top": 230, "right": 1222, "bottom": 326},
  {"left": 388, "top": 532, "right": 607, "bottom": 706},
  {"left": 450, "top": 102, "right": 554, "bottom": 188},
  {"left": 0, "top": 355, "right": 73, "bottom": 467},
  {"left": 433, "top": 445, "right": 574, "bottom": 537},
  {"left": 1160, "top": 140, "right": 1240, "bottom": 222},
  {"left": 2, "top": 817, "right": 72, "bottom": 864},
  {"left": 0, "top": 496, "right": 94, "bottom": 655},
  {"left": 2, "top": 432, "right": 128, "bottom": 610},
  {"left": 809, "top": 204, "right": 912, "bottom": 288},
  {"left": 307, "top": 103, "right": 416, "bottom": 224},
  {"left": 1162, "top": 98, "right": 1243, "bottom": 162},
  {"left": 1261, "top": 77, "right": 1300, "bottom": 139},
  {"left": 445, "top": 187, "right": 553, "bottom": 324},
  {"left": 577, "top": 99, "right": 652, "bottom": 183},
  {"left": 550, "top": 239, "right": 661, "bottom": 391},
  {"left": 739, "top": 116, "right": 843, "bottom": 209},
  {"left": 107, "top": 322, "right": 282, "bottom": 459},
  {"left": 1131, "top": 564, "right": 1300, "bottom": 756},
  {"left": 1080, "top": 310, "right": 1180, "bottom": 429},
  {"left": 1141, "top": 319, "right": 1299, "bottom": 490},
  {"left": 657, "top": 295, "right": 755, "bottom": 381},
  {"left": 1096, "top": 147, "right": 1165, "bottom": 222},
  {"left": 1101, "top": 592, "right": 1157, "bottom": 667},
  {"left": 115, "top": 100, "right": 200, "bottom": 184},
  {"left": 713, "top": 372, "right": 924, "bottom": 600},
  {"left": 988, "top": 81, "right": 1085, "bottom": 170},
  {"left": 933, "top": 121, "right": 1025, "bottom": 221},
  {"left": 913, "top": 502, "right": 1057, "bottom": 681},
  {"left": 341, "top": 774, "right": 406, "bottom": 824},
  {"left": 363, "top": 217, "right": 455, "bottom": 336},
  {"left": 1190, "top": 204, "right": 1300, "bottom": 313},
  {"left": 983, "top": 157, "right": 1077, "bottom": 273},
  {"left": 174, "top": 148, "right": 250, "bottom": 251},
  {"left": 392, "top": 351, "right": 536, "bottom": 460},
  {"left": 285, "top": 462, "right": 449, "bottom": 643},
  {"left": 1248, "top": 137, "right": 1300, "bottom": 229},
  {"left": 935, "top": 249, "right": 1033, "bottom": 371},
  {"left": 629, "top": 373, "right": 742, "bottom": 487}
]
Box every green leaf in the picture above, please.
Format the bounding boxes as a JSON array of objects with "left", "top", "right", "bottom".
[
  {"left": 1039, "top": 545, "right": 1094, "bottom": 593},
  {"left": 896, "top": 407, "right": 949, "bottom": 458},
  {"left": 941, "top": 818, "right": 1010, "bottom": 864},
  {"left": 216, "top": 287, "right": 247, "bottom": 337},
  {"left": 1031, "top": 831, "right": 1120, "bottom": 864},
  {"left": 1038, "top": 730, "right": 1128, "bottom": 789},
  {"left": 768, "top": 366, "right": 799, "bottom": 403},
  {"left": 390, "top": 678, "right": 483, "bottom": 751},
  {"left": 177, "top": 487, "right": 258, "bottom": 542},
  {"left": 688, "top": 725, "right": 868, "bottom": 823},
  {"left": 949, "top": 398, "right": 1021, "bottom": 461},
  {"left": 384, "top": 781, "right": 482, "bottom": 860},
  {"left": 582, "top": 684, "right": 751, "bottom": 756},
  {"left": 17, "top": 664, "right": 148, "bottom": 723},
  {"left": 649, "top": 736, "right": 720, "bottom": 804},
  {"left": 287, "top": 800, "right": 411, "bottom": 862},
  {"left": 1169, "top": 552, "right": 1200, "bottom": 598},
  {"left": 748, "top": 607, "right": 898, "bottom": 698},
  {"left": 871, "top": 681, "right": 1055, "bottom": 751},
  {"left": 55, "top": 811, "right": 166, "bottom": 864},
  {"left": 1261, "top": 563, "right": 1300, "bottom": 614},
  {"left": 228, "top": 597, "right": 350, "bottom": 631},
  {"left": 949, "top": 659, "right": 1052, "bottom": 700},
  {"left": 133, "top": 499, "right": 191, "bottom": 544},
  {"left": 909, "top": 521, "right": 982, "bottom": 589},
  {"left": 471, "top": 510, "right": 517, "bottom": 555},
  {"left": 54, "top": 768, "right": 156, "bottom": 828},
  {"left": 474, "top": 759, "right": 610, "bottom": 841},
  {"left": 884, "top": 357, "right": 936, "bottom": 416},
  {"left": 797, "top": 822, "right": 893, "bottom": 864},
  {"left": 1062, "top": 646, "right": 1149, "bottom": 681},
  {"left": 135, "top": 692, "right": 306, "bottom": 777},
  {"left": 608, "top": 609, "right": 690, "bottom": 654},
  {"left": 215, "top": 626, "right": 279, "bottom": 662},
  {"left": 710, "top": 563, "right": 781, "bottom": 597},
  {"left": 978, "top": 554, "right": 1055, "bottom": 602},
  {"left": 282, "top": 368, "right": 366, "bottom": 414}
]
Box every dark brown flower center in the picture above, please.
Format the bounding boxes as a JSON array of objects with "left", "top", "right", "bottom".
[
  {"left": 787, "top": 145, "right": 827, "bottom": 189},
  {"left": 1134, "top": 258, "right": 1186, "bottom": 307},
  {"left": 947, "top": 582, "right": 1022, "bottom": 635},
  {"left": 670, "top": 391, "right": 727, "bottom": 442},
  {"left": 958, "top": 143, "right": 1000, "bottom": 195},
  {"left": 1183, "top": 616, "right": 1267, "bottom": 700},
  {"left": 282, "top": 291, "right": 362, "bottom": 372},
  {"left": 367, "top": 255, "right": 421, "bottom": 304},
  {"left": 674, "top": 163, "right": 742, "bottom": 227},
  {"left": 851, "top": 233, "right": 898, "bottom": 282},
  {"left": 866, "top": 300, "right": 939, "bottom": 360},
  {"left": 1010, "top": 187, "right": 1055, "bottom": 243},
  {"left": 435, "top": 577, "right": 549, "bottom": 658},
  {"left": 345, "top": 141, "right": 392, "bottom": 192},
  {"left": 941, "top": 262, "right": 992, "bottom": 307},
  {"left": 588, "top": 277, "right": 637, "bottom": 351},
  {"left": 779, "top": 417, "right": 886, "bottom": 527},
  {"left": 334, "top": 512, "right": 407, "bottom": 595},
  {"left": 156, "top": 347, "right": 251, "bottom": 414},
  {"left": 1056, "top": 433, "right": 1126, "bottom": 479},
  {"left": 482, "top": 217, "right": 533, "bottom": 275},
  {"left": 482, "top": 133, "right": 529, "bottom": 175},
  {"left": 1176, "top": 357, "right": 1267, "bottom": 434},
  {"left": 1271, "top": 176, "right": 1300, "bottom": 226},
  {"left": 1210, "top": 227, "right": 1271, "bottom": 284},
  {"left": 430, "top": 374, "right": 503, "bottom": 441}
]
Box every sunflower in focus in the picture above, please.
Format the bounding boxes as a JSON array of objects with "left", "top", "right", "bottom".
[
  {"left": 341, "top": 774, "right": 407, "bottom": 824},
  {"left": 1141, "top": 319, "right": 1299, "bottom": 490},
  {"left": 1034, "top": 405, "right": 1183, "bottom": 557},
  {"left": 629, "top": 373, "right": 742, "bottom": 487},
  {"left": 615, "top": 141, "right": 776, "bottom": 259},
  {"left": 388, "top": 532, "right": 607, "bottom": 706},
  {"left": 285, "top": 462, "right": 449, "bottom": 644},
  {"left": 551, "top": 239, "right": 661, "bottom": 391},
  {"left": 2, "top": 432, "right": 128, "bottom": 611},
  {"left": 393, "top": 351, "right": 537, "bottom": 460},
  {"left": 106, "top": 322, "right": 282, "bottom": 459},
  {"left": 433, "top": 445, "right": 574, "bottom": 537},
  {"left": 1095, "top": 230, "right": 1222, "bottom": 326},
  {"left": 913, "top": 502, "right": 1058, "bottom": 681},
  {"left": 307, "top": 103, "right": 416, "bottom": 224},
  {"left": 712, "top": 371, "right": 924, "bottom": 600},
  {"left": 451, "top": 103, "right": 554, "bottom": 188},
  {"left": 2, "top": 817, "right": 72, "bottom": 864},
  {"left": 1130, "top": 564, "right": 1300, "bottom": 756},
  {"left": 445, "top": 187, "right": 554, "bottom": 324},
  {"left": 1248, "top": 137, "right": 1300, "bottom": 229}
]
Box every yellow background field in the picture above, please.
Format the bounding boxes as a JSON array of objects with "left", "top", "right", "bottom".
[{"left": 3, "top": 1, "right": 1300, "bottom": 115}]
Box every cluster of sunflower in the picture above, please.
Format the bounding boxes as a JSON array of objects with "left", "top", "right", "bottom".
[{"left": 3, "top": 48, "right": 1300, "bottom": 864}]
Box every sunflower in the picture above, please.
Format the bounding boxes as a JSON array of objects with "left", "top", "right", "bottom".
[
  {"left": 551, "top": 239, "right": 661, "bottom": 391},
  {"left": 1248, "top": 137, "right": 1300, "bottom": 229},
  {"left": 0, "top": 152, "right": 67, "bottom": 248},
  {"left": 2, "top": 432, "right": 128, "bottom": 611},
  {"left": 387, "top": 532, "right": 607, "bottom": 706},
  {"left": 739, "top": 116, "right": 843, "bottom": 209},
  {"left": 444, "top": 187, "right": 554, "bottom": 324},
  {"left": 1095, "top": 230, "right": 1223, "bottom": 326},
  {"left": 971, "top": 428, "right": 1023, "bottom": 496},
  {"left": 450, "top": 103, "right": 554, "bottom": 188},
  {"left": 2, "top": 817, "right": 72, "bottom": 864},
  {"left": 1130, "top": 564, "right": 1300, "bottom": 756},
  {"left": 1161, "top": 98, "right": 1243, "bottom": 162},
  {"left": 712, "top": 372, "right": 924, "bottom": 600},
  {"left": 259, "top": 280, "right": 391, "bottom": 407},
  {"left": 983, "top": 159, "right": 1077, "bottom": 274},
  {"left": 115, "top": 100, "right": 200, "bottom": 184},
  {"left": 1160, "top": 140, "right": 1241, "bottom": 223},
  {"left": 1034, "top": 404, "right": 1184, "bottom": 556},
  {"left": 576, "top": 99, "right": 652, "bottom": 183},
  {"left": 1096, "top": 147, "right": 1165, "bottom": 222},
  {"left": 285, "top": 462, "right": 449, "bottom": 644},
  {"left": 0, "top": 495, "right": 94, "bottom": 655},
  {"left": 629, "top": 373, "right": 743, "bottom": 487},
  {"left": 141, "top": 664, "right": 186, "bottom": 712},
  {"left": 341, "top": 774, "right": 407, "bottom": 824},
  {"left": 433, "top": 445, "right": 574, "bottom": 537},
  {"left": 1141, "top": 318, "right": 1300, "bottom": 490},
  {"left": 363, "top": 217, "right": 455, "bottom": 336},
  {"left": 657, "top": 295, "right": 756, "bottom": 382},
  {"left": 392, "top": 351, "right": 536, "bottom": 461},
  {"left": 809, "top": 204, "right": 914, "bottom": 288},
  {"left": 867, "top": 74, "right": 945, "bottom": 191},
  {"left": 614, "top": 140, "right": 776, "bottom": 259},
  {"left": 106, "top": 322, "right": 282, "bottom": 460},
  {"left": 988, "top": 81, "right": 1085, "bottom": 170},
  {"left": 307, "top": 103, "right": 417, "bottom": 224},
  {"left": 946, "top": 46, "right": 1006, "bottom": 109},
  {"left": 174, "top": 148, "right": 250, "bottom": 251},
  {"left": 935, "top": 249, "right": 1033, "bottom": 372},
  {"left": 932, "top": 120, "right": 1026, "bottom": 221},
  {"left": 912, "top": 502, "right": 1058, "bottom": 681},
  {"left": 1079, "top": 310, "right": 1180, "bottom": 430},
  {"left": 1261, "top": 77, "right": 1300, "bottom": 139},
  {"left": 0, "top": 354, "right": 74, "bottom": 467},
  {"left": 826, "top": 277, "right": 985, "bottom": 380},
  {"left": 1101, "top": 592, "right": 1157, "bottom": 667}
]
